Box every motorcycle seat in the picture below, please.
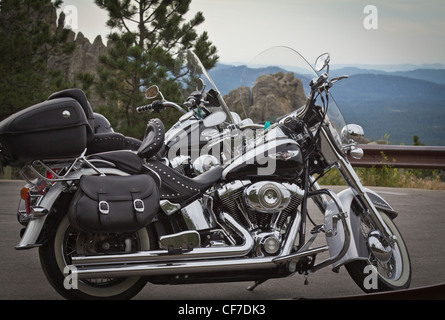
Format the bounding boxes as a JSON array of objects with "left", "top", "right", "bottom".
[
  {"left": 86, "top": 132, "right": 127, "bottom": 155},
  {"left": 88, "top": 150, "right": 144, "bottom": 175},
  {"left": 86, "top": 132, "right": 142, "bottom": 155},
  {"left": 193, "top": 165, "right": 224, "bottom": 187},
  {"left": 146, "top": 159, "right": 223, "bottom": 203}
]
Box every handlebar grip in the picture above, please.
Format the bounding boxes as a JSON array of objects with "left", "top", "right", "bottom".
[
  {"left": 138, "top": 100, "right": 165, "bottom": 113},
  {"left": 136, "top": 104, "right": 153, "bottom": 113}
]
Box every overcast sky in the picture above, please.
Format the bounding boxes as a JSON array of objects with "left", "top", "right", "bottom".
[{"left": 58, "top": 0, "right": 445, "bottom": 66}]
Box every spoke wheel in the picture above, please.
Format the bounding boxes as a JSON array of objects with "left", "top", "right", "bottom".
[
  {"left": 345, "top": 211, "right": 411, "bottom": 293},
  {"left": 40, "top": 214, "right": 153, "bottom": 300}
]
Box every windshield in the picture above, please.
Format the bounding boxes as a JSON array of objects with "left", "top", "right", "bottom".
[
  {"left": 173, "top": 47, "right": 350, "bottom": 146},
  {"left": 173, "top": 50, "right": 234, "bottom": 124},
  {"left": 221, "top": 46, "right": 349, "bottom": 144}
]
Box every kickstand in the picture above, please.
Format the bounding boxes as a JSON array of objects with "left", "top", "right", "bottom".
[
  {"left": 247, "top": 279, "right": 267, "bottom": 291},
  {"left": 304, "top": 272, "right": 309, "bottom": 285}
]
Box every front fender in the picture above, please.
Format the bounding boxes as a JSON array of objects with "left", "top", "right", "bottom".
[{"left": 324, "top": 187, "right": 398, "bottom": 269}]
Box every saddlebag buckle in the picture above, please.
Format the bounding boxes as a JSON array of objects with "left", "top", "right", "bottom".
[
  {"left": 98, "top": 201, "right": 110, "bottom": 215},
  {"left": 133, "top": 199, "right": 145, "bottom": 213}
]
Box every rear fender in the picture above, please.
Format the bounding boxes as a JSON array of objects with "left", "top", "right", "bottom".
[
  {"left": 15, "top": 168, "right": 129, "bottom": 250},
  {"left": 324, "top": 187, "right": 398, "bottom": 269}
]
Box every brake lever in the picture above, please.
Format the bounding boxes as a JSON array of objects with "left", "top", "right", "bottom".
[
  {"left": 310, "top": 73, "right": 328, "bottom": 90},
  {"left": 325, "top": 75, "right": 348, "bottom": 90},
  {"left": 330, "top": 75, "right": 349, "bottom": 84}
]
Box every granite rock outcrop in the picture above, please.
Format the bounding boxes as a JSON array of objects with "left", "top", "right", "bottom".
[{"left": 224, "top": 71, "right": 306, "bottom": 123}]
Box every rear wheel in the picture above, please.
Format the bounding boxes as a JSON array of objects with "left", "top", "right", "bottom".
[
  {"left": 346, "top": 211, "right": 411, "bottom": 293},
  {"left": 40, "top": 214, "right": 153, "bottom": 300}
]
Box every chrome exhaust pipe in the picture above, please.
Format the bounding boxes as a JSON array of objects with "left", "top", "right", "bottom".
[
  {"left": 72, "top": 211, "right": 333, "bottom": 280},
  {"left": 74, "top": 247, "right": 330, "bottom": 280},
  {"left": 76, "top": 257, "right": 277, "bottom": 280},
  {"left": 72, "top": 212, "right": 253, "bottom": 268},
  {"left": 71, "top": 199, "right": 352, "bottom": 280}
]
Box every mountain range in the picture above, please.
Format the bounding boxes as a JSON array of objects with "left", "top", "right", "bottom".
[{"left": 209, "top": 64, "right": 445, "bottom": 146}]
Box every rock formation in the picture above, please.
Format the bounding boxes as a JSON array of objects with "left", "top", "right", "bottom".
[
  {"left": 47, "top": 11, "right": 108, "bottom": 107},
  {"left": 224, "top": 71, "right": 306, "bottom": 123}
]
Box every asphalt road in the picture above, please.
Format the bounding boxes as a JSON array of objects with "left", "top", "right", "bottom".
[{"left": 0, "top": 180, "right": 444, "bottom": 300}]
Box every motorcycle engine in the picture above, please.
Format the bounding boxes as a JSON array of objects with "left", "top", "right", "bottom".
[{"left": 217, "top": 180, "right": 304, "bottom": 255}]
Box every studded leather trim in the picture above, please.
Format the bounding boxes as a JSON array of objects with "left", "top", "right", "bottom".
[
  {"left": 138, "top": 118, "right": 165, "bottom": 160},
  {"left": 146, "top": 160, "right": 199, "bottom": 203}
]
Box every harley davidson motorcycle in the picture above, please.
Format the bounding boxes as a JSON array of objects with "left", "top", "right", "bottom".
[{"left": 0, "top": 47, "right": 411, "bottom": 300}]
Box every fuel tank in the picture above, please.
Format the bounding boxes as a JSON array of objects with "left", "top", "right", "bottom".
[
  {"left": 222, "top": 125, "right": 303, "bottom": 181},
  {"left": 164, "top": 113, "right": 208, "bottom": 157}
]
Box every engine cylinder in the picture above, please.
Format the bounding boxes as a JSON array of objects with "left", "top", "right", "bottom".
[{"left": 217, "top": 180, "right": 304, "bottom": 231}]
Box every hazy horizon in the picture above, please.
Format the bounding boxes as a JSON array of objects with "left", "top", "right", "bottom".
[{"left": 57, "top": 0, "right": 445, "bottom": 66}]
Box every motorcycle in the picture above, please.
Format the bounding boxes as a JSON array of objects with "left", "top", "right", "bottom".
[{"left": 0, "top": 47, "right": 411, "bottom": 300}]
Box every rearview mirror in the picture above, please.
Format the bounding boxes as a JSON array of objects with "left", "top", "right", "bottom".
[
  {"left": 315, "top": 53, "right": 330, "bottom": 72},
  {"left": 341, "top": 124, "right": 364, "bottom": 141},
  {"left": 196, "top": 78, "right": 205, "bottom": 92},
  {"left": 145, "top": 85, "right": 160, "bottom": 99}
]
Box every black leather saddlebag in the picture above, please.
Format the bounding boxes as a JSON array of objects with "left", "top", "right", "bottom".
[{"left": 69, "top": 174, "right": 159, "bottom": 233}]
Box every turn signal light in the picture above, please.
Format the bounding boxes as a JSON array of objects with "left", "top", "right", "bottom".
[
  {"left": 20, "top": 187, "right": 29, "bottom": 200},
  {"left": 20, "top": 187, "right": 31, "bottom": 215}
]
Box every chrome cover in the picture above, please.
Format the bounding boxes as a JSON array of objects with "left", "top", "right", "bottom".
[
  {"left": 244, "top": 182, "right": 291, "bottom": 213},
  {"left": 243, "top": 181, "right": 303, "bottom": 214},
  {"left": 181, "top": 199, "right": 217, "bottom": 231},
  {"left": 159, "top": 230, "right": 201, "bottom": 251}
]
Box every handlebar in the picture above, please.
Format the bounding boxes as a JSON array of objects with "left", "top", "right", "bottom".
[
  {"left": 136, "top": 100, "right": 187, "bottom": 115},
  {"left": 297, "top": 72, "right": 348, "bottom": 122},
  {"left": 183, "top": 98, "right": 196, "bottom": 109},
  {"left": 310, "top": 73, "right": 328, "bottom": 91}
]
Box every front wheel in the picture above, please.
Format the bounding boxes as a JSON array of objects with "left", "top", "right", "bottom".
[
  {"left": 345, "top": 211, "right": 411, "bottom": 293},
  {"left": 39, "top": 214, "right": 153, "bottom": 300}
]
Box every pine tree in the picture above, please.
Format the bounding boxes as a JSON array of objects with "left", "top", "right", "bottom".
[
  {"left": 413, "top": 135, "right": 425, "bottom": 146},
  {"left": 94, "top": 0, "right": 218, "bottom": 138},
  {"left": 0, "top": 0, "right": 75, "bottom": 120}
]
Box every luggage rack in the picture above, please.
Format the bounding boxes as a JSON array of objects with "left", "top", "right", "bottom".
[{"left": 21, "top": 149, "right": 114, "bottom": 184}]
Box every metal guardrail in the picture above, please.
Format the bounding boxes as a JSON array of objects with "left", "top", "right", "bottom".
[
  {"left": 1, "top": 145, "right": 444, "bottom": 180},
  {"left": 348, "top": 145, "right": 445, "bottom": 170}
]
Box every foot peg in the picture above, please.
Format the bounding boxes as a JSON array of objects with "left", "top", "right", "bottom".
[{"left": 159, "top": 231, "right": 201, "bottom": 253}]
